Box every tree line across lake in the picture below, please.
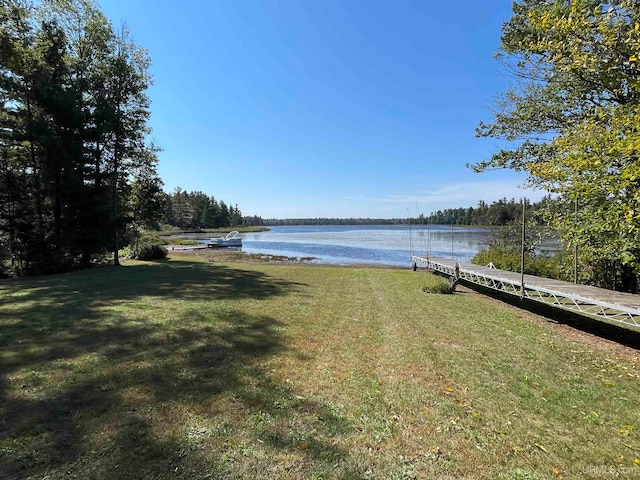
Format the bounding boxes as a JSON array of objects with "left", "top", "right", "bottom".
[
  {"left": 256, "top": 197, "right": 550, "bottom": 227},
  {"left": 162, "top": 195, "right": 544, "bottom": 230}
]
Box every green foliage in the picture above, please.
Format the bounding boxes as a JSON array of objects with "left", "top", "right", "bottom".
[
  {"left": 129, "top": 148, "right": 166, "bottom": 230},
  {"left": 472, "top": 221, "right": 575, "bottom": 280},
  {"left": 472, "top": 248, "right": 523, "bottom": 272},
  {"left": 118, "top": 245, "right": 133, "bottom": 260},
  {"left": 411, "top": 196, "right": 554, "bottom": 227},
  {"left": 422, "top": 198, "right": 525, "bottom": 226},
  {"left": 164, "top": 188, "right": 244, "bottom": 229},
  {"left": 0, "top": 0, "right": 162, "bottom": 276},
  {"left": 166, "top": 238, "right": 198, "bottom": 246},
  {"left": 472, "top": 246, "right": 573, "bottom": 280},
  {"left": 135, "top": 244, "right": 167, "bottom": 261},
  {"left": 420, "top": 274, "right": 456, "bottom": 294},
  {"left": 132, "top": 232, "right": 167, "bottom": 260},
  {"left": 474, "top": 0, "right": 640, "bottom": 291},
  {"left": 261, "top": 197, "right": 556, "bottom": 227}
]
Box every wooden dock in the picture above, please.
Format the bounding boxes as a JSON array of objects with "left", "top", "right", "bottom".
[{"left": 411, "top": 255, "right": 640, "bottom": 330}]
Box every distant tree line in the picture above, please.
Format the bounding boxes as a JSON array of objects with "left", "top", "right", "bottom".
[
  {"left": 260, "top": 218, "right": 406, "bottom": 226},
  {"left": 255, "top": 198, "right": 553, "bottom": 228},
  {"left": 420, "top": 197, "right": 552, "bottom": 226},
  {"left": 162, "top": 187, "right": 243, "bottom": 229},
  {"left": 1, "top": 0, "right": 165, "bottom": 276}
]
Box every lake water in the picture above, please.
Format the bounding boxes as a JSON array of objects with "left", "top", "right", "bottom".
[{"left": 232, "top": 225, "right": 490, "bottom": 267}]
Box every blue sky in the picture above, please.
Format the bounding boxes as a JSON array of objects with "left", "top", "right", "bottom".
[{"left": 98, "top": 0, "right": 543, "bottom": 219}]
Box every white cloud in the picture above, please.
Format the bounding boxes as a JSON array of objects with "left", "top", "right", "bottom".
[
  {"left": 248, "top": 181, "right": 550, "bottom": 219},
  {"left": 352, "top": 180, "right": 548, "bottom": 213}
]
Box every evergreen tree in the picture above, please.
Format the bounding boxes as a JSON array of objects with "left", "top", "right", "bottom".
[
  {"left": 129, "top": 145, "right": 165, "bottom": 230},
  {"left": 0, "top": 0, "right": 160, "bottom": 275}
]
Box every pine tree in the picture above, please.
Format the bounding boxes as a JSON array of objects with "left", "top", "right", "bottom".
[{"left": 0, "top": 0, "right": 158, "bottom": 275}]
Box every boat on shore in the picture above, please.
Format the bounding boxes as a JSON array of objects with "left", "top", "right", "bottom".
[{"left": 207, "top": 231, "right": 242, "bottom": 248}]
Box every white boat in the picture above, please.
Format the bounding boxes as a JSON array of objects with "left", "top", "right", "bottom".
[{"left": 207, "top": 230, "right": 242, "bottom": 248}]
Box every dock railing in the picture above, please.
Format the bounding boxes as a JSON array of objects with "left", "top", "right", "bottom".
[{"left": 412, "top": 255, "right": 640, "bottom": 330}]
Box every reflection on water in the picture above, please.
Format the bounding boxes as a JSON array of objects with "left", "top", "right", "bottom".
[
  {"left": 175, "top": 225, "right": 490, "bottom": 266},
  {"left": 235, "top": 225, "right": 489, "bottom": 267}
]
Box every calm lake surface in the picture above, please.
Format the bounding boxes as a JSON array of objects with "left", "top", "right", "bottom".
[{"left": 232, "top": 225, "right": 490, "bottom": 267}]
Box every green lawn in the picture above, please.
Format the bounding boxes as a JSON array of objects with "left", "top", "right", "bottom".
[{"left": 1, "top": 256, "right": 639, "bottom": 479}]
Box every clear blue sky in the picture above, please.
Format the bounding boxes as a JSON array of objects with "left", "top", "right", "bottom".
[{"left": 98, "top": 0, "right": 542, "bottom": 219}]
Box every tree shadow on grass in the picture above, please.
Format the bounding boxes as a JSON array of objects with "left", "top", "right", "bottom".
[
  {"left": 0, "top": 258, "right": 306, "bottom": 308},
  {"left": 0, "top": 259, "right": 307, "bottom": 353},
  {"left": 0, "top": 260, "right": 359, "bottom": 479}
]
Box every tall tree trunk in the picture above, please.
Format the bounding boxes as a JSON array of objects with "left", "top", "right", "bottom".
[
  {"left": 113, "top": 168, "right": 119, "bottom": 265},
  {"left": 113, "top": 101, "right": 120, "bottom": 266},
  {"left": 25, "top": 95, "right": 45, "bottom": 239}
]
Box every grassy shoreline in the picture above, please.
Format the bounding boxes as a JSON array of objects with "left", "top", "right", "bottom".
[{"left": 1, "top": 255, "right": 639, "bottom": 479}]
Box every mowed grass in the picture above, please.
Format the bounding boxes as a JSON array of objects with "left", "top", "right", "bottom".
[{"left": 1, "top": 256, "right": 639, "bottom": 479}]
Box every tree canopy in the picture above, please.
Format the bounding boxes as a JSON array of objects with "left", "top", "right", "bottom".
[
  {"left": 420, "top": 197, "right": 553, "bottom": 226},
  {"left": 162, "top": 188, "right": 243, "bottom": 230},
  {"left": 474, "top": 0, "right": 640, "bottom": 291},
  {"left": 0, "top": 0, "right": 163, "bottom": 275}
]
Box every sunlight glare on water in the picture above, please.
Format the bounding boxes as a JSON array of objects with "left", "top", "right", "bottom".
[{"left": 238, "top": 225, "right": 489, "bottom": 266}]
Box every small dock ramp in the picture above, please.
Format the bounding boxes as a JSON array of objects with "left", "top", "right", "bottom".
[{"left": 412, "top": 255, "right": 640, "bottom": 330}]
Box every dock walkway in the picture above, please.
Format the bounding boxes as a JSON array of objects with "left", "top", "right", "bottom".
[{"left": 411, "top": 255, "right": 640, "bottom": 329}]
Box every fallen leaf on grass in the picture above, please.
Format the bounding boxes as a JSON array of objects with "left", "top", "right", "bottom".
[
  {"left": 535, "top": 443, "right": 548, "bottom": 453},
  {"left": 620, "top": 427, "right": 633, "bottom": 436}
]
